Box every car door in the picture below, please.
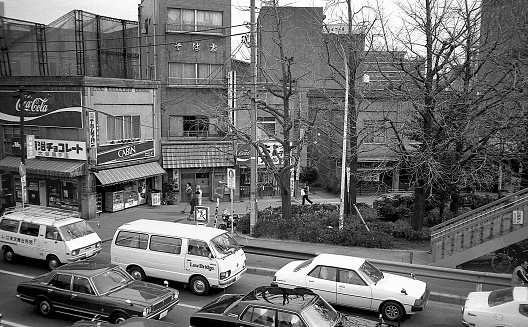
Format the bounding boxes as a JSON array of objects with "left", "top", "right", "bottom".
[
  {"left": 186, "top": 239, "right": 217, "bottom": 283},
  {"left": 240, "top": 306, "right": 276, "bottom": 327},
  {"left": 42, "top": 226, "right": 66, "bottom": 261},
  {"left": 305, "top": 266, "right": 337, "bottom": 304},
  {"left": 47, "top": 273, "right": 74, "bottom": 314},
  {"left": 69, "top": 275, "right": 100, "bottom": 319},
  {"left": 16, "top": 222, "right": 40, "bottom": 259},
  {"left": 336, "top": 268, "right": 373, "bottom": 310}
]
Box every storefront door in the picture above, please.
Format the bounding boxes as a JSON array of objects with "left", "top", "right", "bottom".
[{"left": 27, "top": 180, "right": 40, "bottom": 205}]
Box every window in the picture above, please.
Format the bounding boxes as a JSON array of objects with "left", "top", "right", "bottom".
[
  {"left": 277, "top": 311, "right": 304, "bottom": 327},
  {"left": 3, "top": 125, "right": 40, "bottom": 155},
  {"left": 183, "top": 116, "right": 209, "bottom": 137},
  {"left": 73, "top": 276, "right": 93, "bottom": 295},
  {"left": 20, "top": 222, "right": 39, "bottom": 237},
  {"left": 0, "top": 219, "right": 19, "bottom": 232},
  {"left": 168, "top": 62, "right": 224, "bottom": 85},
  {"left": 339, "top": 269, "right": 366, "bottom": 286},
  {"left": 115, "top": 231, "right": 148, "bottom": 249},
  {"left": 187, "top": 239, "right": 211, "bottom": 257},
  {"left": 363, "top": 120, "right": 387, "bottom": 144},
  {"left": 167, "top": 9, "right": 223, "bottom": 34},
  {"left": 241, "top": 307, "right": 276, "bottom": 326},
  {"left": 150, "top": 235, "right": 182, "bottom": 254},
  {"left": 107, "top": 115, "right": 140, "bottom": 141},
  {"left": 258, "top": 117, "right": 276, "bottom": 139},
  {"left": 49, "top": 273, "right": 72, "bottom": 290},
  {"left": 45, "top": 226, "right": 62, "bottom": 241},
  {"left": 308, "top": 266, "right": 337, "bottom": 281}
]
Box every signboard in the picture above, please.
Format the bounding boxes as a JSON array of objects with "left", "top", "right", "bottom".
[
  {"left": 97, "top": 140, "right": 155, "bottom": 165},
  {"left": 513, "top": 210, "right": 524, "bottom": 225},
  {"left": 257, "top": 142, "right": 284, "bottom": 166},
  {"left": 236, "top": 143, "right": 251, "bottom": 163},
  {"left": 34, "top": 139, "right": 87, "bottom": 160},
  {"left": 194, "top": 206, "right": 209, "bottom": 225},
  {"left": 227, "top": 168, "right": 235, "bottom": 189},
  {"left": 0, "top": 91, "right": 83, "bottom": 128},
  {"left": 26, "top": 135, "right": 35, "bottom": 159},
  {"left": 20, "top": 175, "right": 27, "bottom": 204},
  {"left": 88, "top": 111, "right": 97, "bottom": 148}
]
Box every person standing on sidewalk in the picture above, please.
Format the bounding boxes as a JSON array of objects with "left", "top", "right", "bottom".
[
  {"left": 301, "top": 183, "right": 313, "bottom": 205},
  {"left": 189, "top": 188, "right": 200, "bottom": 220},
  {"left": 511, "top": 259, "right": 528, "bottom": 286},
  {"left": 196, "top": 185, "right": 203, "bottom": 205},
  {"left": 181, "top": 183, "right": 193, "bottom": 213}
]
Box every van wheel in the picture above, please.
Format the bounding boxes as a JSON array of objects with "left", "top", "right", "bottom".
[
  {"left": 47, "top": 255, "right": 61, "bottom": 270},
  {"left": 3, "top": 247, "right": 15, "bottom": 263},
  {"left": 37, "top": 298, "right": 54, "bottom": 317},
  {"left": 127, "top": 266, "right": 146, "bottom": 281},
  {"left": 190, "top": 276, "right": 209, "bottom": 295}
]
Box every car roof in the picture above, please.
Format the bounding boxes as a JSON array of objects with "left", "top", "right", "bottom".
[
  {"left": 117, "top": 219, "right": 227, "bottom": 240},
  {"left": 2, "top": 205, "right": 82, "bottom": 227},
  {"left": 240, "top": 286, "right": 318, "bottom": 311},
  {"left": 313, "top": 253, "right": 365, "bottom": 270},
  {"left": 55, "top": 260, "right": 117, "bottom": 277}
]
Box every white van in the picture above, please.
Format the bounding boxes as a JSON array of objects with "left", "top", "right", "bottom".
[
  {"left": 111, "top": 219, "right": 247, "bottom": 295},
  {"left": 0, "top": 205, "right": 102, "bottom": 270}
]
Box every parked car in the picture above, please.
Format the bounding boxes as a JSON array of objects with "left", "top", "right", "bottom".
[
  {"left": 190, "top": 285, "right": 384, "bottom": 327},
  {"left": 462, "top": 287, "right": 528, "bottom": 327},
  {"left": 272, "top": 253, "right": 429, "bottom": 321},
  {"left": 70, "top": 317, "right": 182, "bottom": 327},
  {"left": 16, "top": 260, "right": 179, "bottom": 324}
]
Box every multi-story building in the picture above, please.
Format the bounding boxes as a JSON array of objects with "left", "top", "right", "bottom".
[
  {"left": 139, "top": 0, "right": 234, "bottom": 203},
  {"left": 0, "top": 13, "right": 164, "bottom": 218}
]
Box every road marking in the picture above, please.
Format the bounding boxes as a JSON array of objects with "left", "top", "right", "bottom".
[
  {"left": 0, "top": 269, "right": 35, "bottom": 279},
  {"left": 1, "top": 319, "right": 32, "bottom": 327},
  {"left": 178, "top": 303, "right": 200, "bottom": 310}
]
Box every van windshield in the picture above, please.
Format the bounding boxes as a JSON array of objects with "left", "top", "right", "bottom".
[
  {"left": 59, "top": 221, "right": 95, "bottom": 241},
  {"left": 210, "top": 233, "right": 241, "bottom": 258}
]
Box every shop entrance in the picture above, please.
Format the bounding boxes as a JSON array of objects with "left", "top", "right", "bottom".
[{"left": 180, "top": 171, "right": 210, "bottom": 201}]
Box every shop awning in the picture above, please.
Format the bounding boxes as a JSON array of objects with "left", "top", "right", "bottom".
[
  {"left": 162, "top": 142, "right": 233, "bottom": 169},
  {"left": 94, "top": 161, "right": 166, "bottom": 186},
  {"left": 0, "top": 156, "right": 85, "bottom": 178}
]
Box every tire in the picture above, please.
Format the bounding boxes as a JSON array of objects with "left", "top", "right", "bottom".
[
  {"left": 491, "top": 253, "right": 511, "bottom": 273},
  {"left": 218, "top": 223, "right": 227, "bottom": 230},
  {"left": 127, "top": 266, "right": 146, "bottom": 281},
  {"left": 47, "top": 255, "right": 61, "bottom": 271},
  {"left": 380, "top": 301, "right": 405, "bottom": 321},
  {"left": 37, "top": 298, "right": 53, "bottom": 317},
  {"left": 110, "top": 312, "right": 128, "bottom": 324},
  {"left": 3, "top": 247, "right": 15, "bottom": 263},
  {"left": 190, "top": 276, "right": 210, "bottom": 295}
]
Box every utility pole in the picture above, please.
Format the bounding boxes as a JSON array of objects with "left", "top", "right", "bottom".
[
  {"left": 17, "top": 87, "right": 27, "bottom": 207},
  {"left": 249, "top": 0, "right": 258, "bottom": 234},
  {"left": 339, "top": 45, "right": 349, "bottom": 230}
]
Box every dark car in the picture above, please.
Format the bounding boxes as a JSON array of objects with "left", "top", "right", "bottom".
[
  {"left": 16, "top": 260, "right": 179, "bottom": 324},
  {"left": 190, "top": 286, "right": 382, "bottom": 327},
  {"left": 70, "top": 317, "right": 182, "bottom": 327}
]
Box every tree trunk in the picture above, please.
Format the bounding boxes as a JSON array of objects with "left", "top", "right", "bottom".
[{"left": 412, "top": 179, "right": 426, "bottom": 231}]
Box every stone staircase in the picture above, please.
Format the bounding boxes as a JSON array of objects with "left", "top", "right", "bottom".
[{"left": 430, "top": 188, "right": 528, "bottom": 268}]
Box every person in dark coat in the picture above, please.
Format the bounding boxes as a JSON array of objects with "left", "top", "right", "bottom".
[
  {"left": 188, "top": 189, "right": 200, "bottom": 220},
  {"left": 181, "top": 183, "right": 193, "bottom": 213}
]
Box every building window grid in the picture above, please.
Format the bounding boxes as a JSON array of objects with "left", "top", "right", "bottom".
[
  {"left": 107, "top": 115, "right": 140, "bottom": 142},
  {"left": 3, "top": 125, "right": 41, "bottom": 155},
  {"left": 363, "top": 120, "right": 387, "bottom": 144},
  {"left": 166, "top": 8, "right": 223, "bottom": 34},
  {"left": 257, "top": 117, "right": 276, "bottom": 139},
  {"left": 168, "top": 63, "right": 224, "bottom": 86},
  {"left": 183, "top": 116, "right": 209, "bottom": 137}
]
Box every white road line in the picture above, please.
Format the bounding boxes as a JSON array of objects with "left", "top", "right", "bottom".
[
  {"left": 1, "top": 319, "right": 33, "bottom": 327},
  {"left": 178, "top": 303, "right": 200, "bottom": 310},
  {"left": 0, "top": 269, "right": 35, "bottom": 279}
]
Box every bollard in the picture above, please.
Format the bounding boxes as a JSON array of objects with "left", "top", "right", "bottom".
[{"left": 410, "top": 251, "right": 414, "bottom": 264}]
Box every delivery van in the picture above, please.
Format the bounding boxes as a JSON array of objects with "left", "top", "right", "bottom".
[
  {"left": 111, "top": 219, "right": 247, "bottom": 295},
  {"left": 0, "top": 205, "right": 102, "bottom": 270}
]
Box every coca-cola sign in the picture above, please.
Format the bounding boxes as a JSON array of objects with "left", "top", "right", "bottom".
[{"left": 0, "top": 91, "right": 82, "bottom": 128}]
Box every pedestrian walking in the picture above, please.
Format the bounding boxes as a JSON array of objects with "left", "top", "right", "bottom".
[
  {"left": 301, "top": 183, "right": 313, "bottom": 205},
  {"left": 196, "top": 185, "right": 203, "bottom": 205},
  {"left": 181, "top": 183, "right": 193, "bottom": 213},
  {"left": 511, "top": 258, "right": 528, "bottom": 286},
  {"left": 188, "top": 189, "right": 200, "bottom": 220}
]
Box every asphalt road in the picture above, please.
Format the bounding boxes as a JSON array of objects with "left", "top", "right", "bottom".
[{"left": 0, "top": 245, "right": 469, "bottom": 327}]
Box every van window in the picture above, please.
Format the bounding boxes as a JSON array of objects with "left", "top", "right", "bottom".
[
  {"left": 115, "top": 231, "right": 148, "bottom": 249},
  {"left": 59, "top": 221, "right": 95, "bottom": 241},
  {"left": 150, "top": 235, "right": 182, "bottom": 254},
  {"left": 45, "top": 226, "right": 63, "bottom": 241},
  {"left": 188, "top": 239, "right": 212, "bottom": 257},
  {"left": 0, "top": 219, "right": 19, "bottom": 232},
  {"left": 20, "top": 222, "right": 40, "bottom": 237}
]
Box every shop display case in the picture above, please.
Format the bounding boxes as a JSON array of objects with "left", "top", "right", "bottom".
[
  {"left": 124, "top": 190, "right": 139, "bottom": 209},
  {"left": 105, "top": 191, "right": 124, "bottom": 212}
]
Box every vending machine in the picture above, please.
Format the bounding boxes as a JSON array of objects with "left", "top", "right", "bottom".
[{"left": 104, "top": 191, "right": 125, "bottom": 212}]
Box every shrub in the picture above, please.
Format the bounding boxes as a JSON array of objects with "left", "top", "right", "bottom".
[{"left": 299, "top": 166, "right": 319, "bottom": 184}]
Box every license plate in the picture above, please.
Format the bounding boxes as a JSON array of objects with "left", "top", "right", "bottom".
[{"left": 159, "top": 310, "right": 168, "bottom": 319}]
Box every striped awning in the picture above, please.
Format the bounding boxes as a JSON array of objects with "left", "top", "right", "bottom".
[
  {"left": 0, "top": 156, "right": 85, "bottom": 178},
  {"left": 94, "top": 161, "right": 165, "bottom": 186},
  {"left": 162, "top": 142, "right": 234, "bottom": 169}
]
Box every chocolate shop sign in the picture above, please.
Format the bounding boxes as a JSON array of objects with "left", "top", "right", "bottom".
[
  {"left": 97, "top": 141, "right": 155, "bottom": 165},
  {"left": 0, "top": 91, "right": 83, "bottom": 128}
]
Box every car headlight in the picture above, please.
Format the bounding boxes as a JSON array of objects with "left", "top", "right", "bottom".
[
  {"left": 71, "top": 249, "right": 79, "bottom": 256},
  {"left": 143, "top": 306, "right": 152, "bottom": 317},
  {"left": 220, "top": 270, "right": 231, "bottom": 279},
  {"left": 172, "top": 290, "right": 179, "bottom": 300},
  {"left": 95, "top": 242, "right": 101, "bottom": 248}
]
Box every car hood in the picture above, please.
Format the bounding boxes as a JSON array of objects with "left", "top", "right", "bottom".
[
  {"left": 375, "top": 273, "right": 427, "bottom": 298},
  {"left": 107, "top": 281, "right": 173, "bottom": 305}
]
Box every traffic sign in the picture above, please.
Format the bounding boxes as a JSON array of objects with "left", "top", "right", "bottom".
[{"left": 227, "top": 168, "right": 235, "bottom": 189}]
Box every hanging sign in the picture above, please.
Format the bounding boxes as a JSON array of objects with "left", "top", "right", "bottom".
[
  {"left": 88, "top": 111, "right": 97, "bottom": 148},
  {"left": 26, "top": 135, "right": 35, "bottom": 159}
]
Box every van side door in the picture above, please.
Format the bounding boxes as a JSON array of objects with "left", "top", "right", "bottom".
[
  {"left": 148, "top": 235, "right": 185, "bottom": 282},
  {"left": 185, "top": 239, "right": 217, "bottom": 285},
  {"left": 42, "top": 226, "right": 66, "bottom": 262},
  {"left": 17, "top": 222, "right": 40, "bottom": 259}
]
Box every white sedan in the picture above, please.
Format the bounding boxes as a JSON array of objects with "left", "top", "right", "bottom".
[
  {"left": 462, "top": 287, "right": 528, "bottom": 327},
  {"left": 271, "top": 253, "right": 429, "bottom": 321}
]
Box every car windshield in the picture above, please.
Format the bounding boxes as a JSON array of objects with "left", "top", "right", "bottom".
[
  {"left": 358, "top": 260, "right": 383, "bottom": 284},
  {"left": 210, "top": 233, "right": 241, "bottom": 258},
  {"left": 301, "top": 297, "right": 340, "bottom": 327},
  {"left": 488, "top": 288, "right": 514, "bottom": 307},
  {"left": 59, "top": 221, "right": 95, "bottom": 241},
  {"left": 91, "top": 267, "right": 133, "bottom": 295}
]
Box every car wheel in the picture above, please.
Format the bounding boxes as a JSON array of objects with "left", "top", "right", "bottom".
[
  {"left": 127, "top": 266, "right": 146, "bottom": 281},
  {"left": 381, "top": 301, "right": 405, "bottom": 321},
  {"left": 3, "top": 247, "right": 15, "bottom": 263},
  {"left": 37, "top": 298, "right": 53, "bottom": 317},
  {"left": 110, "top": 312, "right": 129, "bottom": 324},
  {"left": 190, "top": 276, "right": 210, "bottom": 295},
  {"left": 47, "top": 255, "right": 61, "bottom": 270}
]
